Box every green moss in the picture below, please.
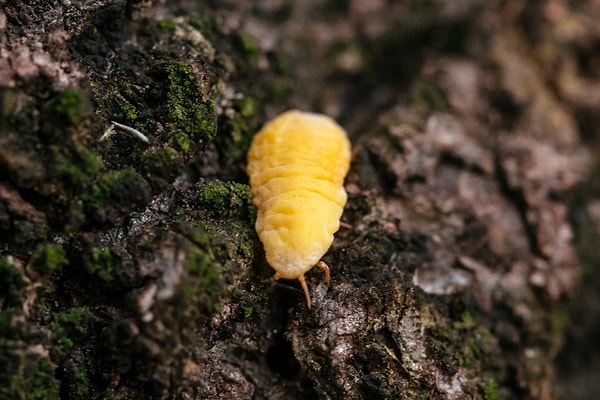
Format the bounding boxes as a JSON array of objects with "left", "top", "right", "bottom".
[
  {"left": 160, "top": 61, "right": 217, "bottom": 155},
  {"left": 53, "top": 145, "right": 103, "bottom": 190},
  {"left": 0, "top": 257, "right": 25, "bottom": 309},
  {"left": 459, "top": 326, "right": 493, "bottom": 369},
  {"left": 483, "top": 378, "right": 499, "bottom": 400},
  {"left": 197, "top": 181, "right": 252, "bottom": 219},
  {"left": 171, "top": 130, "right": 191, "bottom": 153},
  {"left": 235, "top": 225, "right": 254, "bottom": 259},
  {"left": 185, "top": 246, "right": 224, "bottom": 313},
  {"left": 30, "top": 243, "right": 69, "bottom": 276},
  {"left": 85, "top": 247, "right": 114, "bottom": 282},
  {"left": 176, "top": 221, "right": 212, "bottom": 249},
  {"left": 119, "top": 101, "right": 138, "bottom": 121},
  {"left": 50, "top": 307, "right": 93, "bottom": 356},
  {"left": 91, "top": 168, "right": 143, "bottom": 201},
  {"left": 187, "top": 249, "right": 221, "bottom": 286},
  {"left": 243, "top": 306, "right": 253, "bottom": 318},
  {"left": 453, "top": 310, "right": 476, "bottom": 330},
  {"left": 1, "top": 355, "right": 59, "bottom": 400},
  {"left": 220, "top": 95, "right": 258, "bottom": 163},
  {"left": 189, "top": 15, "right": 219, "bottom": 35},
  {"left": 264, "top": 79, "right": 294, "bottom": 102},
  {"left": 55, "top": 308, "right": 92, "bottom": 335},
  {"left": 80, "top": 167, "right": 150, "bottom": 224},
  {"left": 140, "top": 147, "right": 181, "bottom": 180},
  {"left": 234, "top": 32, "right": 261, "bottom": 70},
  {"left": 0, "top": 309, "right": 60, "bottom": 399},
  {"left": 70, "top": 363, "right": 91, "bottom": 398},
  {"left": 239, "top": 96, "right": 256, "bottom": 118},
  {"left": 157, "top": 19, "right": 177, "bottom": 34},
  {"left": 55, "top": 88, "right": 85, "bottom": 123}
]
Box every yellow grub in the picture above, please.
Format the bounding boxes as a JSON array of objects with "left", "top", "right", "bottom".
[{"left": 247, "top": 110, "right": 351, "bottom": 308}]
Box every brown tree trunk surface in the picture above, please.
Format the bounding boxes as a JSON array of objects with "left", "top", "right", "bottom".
[{"left": 1, "top": 1, "right": 599, "bottom": 399}]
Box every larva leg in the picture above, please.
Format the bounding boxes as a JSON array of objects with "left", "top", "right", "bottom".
[
  {"left": 298, "top": 274, "right": 312, "bottom": 309},
  {"left": 275, "top": 272, "right": 313, "bottom": 309},
  {"left": 316, "top": 260, "right": 331, "bottom": 285}
]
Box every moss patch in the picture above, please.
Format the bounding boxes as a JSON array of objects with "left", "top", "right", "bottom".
[
  {"left": 233, "top": 32, "right": 261, "bottom": 71},
  {"left": 158, "top": 61, "right": 217, "bottom": 155},
  {"left": 484, "top": 378, "right": 499, "bottom": 400},
  {"left": 182, "top": 240, "right": 225, "bottom": 314},
  {"left": 30, "top": 243, "right": 69, "bottom": 276},
  {"left": 157, "top": 19, "right": 177, "bottom": 34},
  {"left": 0, "top": 355, "right": 59, "bottom": 400},
  {"left": 52, "top": 145, "right": 103, "bottom": 191},
  {"left": 140, "top": 147, "right": 182, "bottom": 181},
  {"left": 0, "top": 258, "right": 25, "bottom": 309},
  {"left": 80, "top": 167, "right": 151, "bottom": 226},
  {"left": 50, "top": 307, "right": 94, "bottom": 356},
  {"left": 197, "top": 181, "right": 252, "bottom": 219},
  {"left": 217, "top": 95, "right": 259, "bottom": 165},
  {"left": 54, "top": 88, "right": 87, "bottom": 124},
  {"left": 0, "top": 307, "right": 59, "bottom": 399},
  {"left": 84, "top": 247, "right": 115, "bottom": 282}
]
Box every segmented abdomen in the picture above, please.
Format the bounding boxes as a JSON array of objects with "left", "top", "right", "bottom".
[{"left": 247, "top": 110, "right": 351, "bottom": 280}]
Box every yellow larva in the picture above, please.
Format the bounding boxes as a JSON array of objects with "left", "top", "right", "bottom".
[{"left": 247, "top": 110, "right": 351, "bottom": 308}]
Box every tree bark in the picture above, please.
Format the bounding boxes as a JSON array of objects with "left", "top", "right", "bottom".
[{"left": 1, "top": 1, "right": 598, "bottom": 399}]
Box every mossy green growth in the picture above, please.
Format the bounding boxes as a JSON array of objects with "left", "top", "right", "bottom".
[
  {"left": 85, "top": 247, "right": 115, "bottom": 282},
  {"left": 50, "top": 307, "right": 93, "bottom": 356},
  {"left": 0, "top": 308, "right": 56, "bottom": 394},
  {"left": 157, "top": 19, "right": 177, "bottom": 34},
  {"left": 234, "top": 32, "right": 261, "bottom": 71},
  {"left": 232, "top": 220, "right": 255, "bottom": 260},
  {"left": 119, "top": 100, "right": 138, "bottom": 121},
  {"left": 90, "top": 167, "right": 143, "bottom": 201},
  {"left": 0, "top": 257, "right": 25, "bottom": 309},
  {"left": 239, "top": 96, "right": 256, "bottom": 118},
  {"left": 189, "top": 14, "right": 219, "bottom": 36},
  {"left": 483, "top": 378, "right": 499, "bottom": 400},
  {"left": 81, "top": 167, "right": 150, "bottom": 223},
  {"left": 55, "top": 88, "right": 86, "bottom": 124},
  {"left": 67, "top": 363, "right": 91, "bottom": 399},
  {"left": 0, "top": 355, "right": 59, "bottom": 400},
  {"left": 51, "top": 143, "right": 103, "bottom": 190},
  {"left": 458, "top": 325, "right": 493, "bottom": 369},
  {"left": 182, "top": 241, "right": 225, "bottom": 314},
  {"left": 264, "top": 79, "right": 294, "bottom": 102},
  {"left": 30, "top": 243, "right": 69, "bottom": 276},
  {"left": 220, "top": 95, "right": 257, "bottom": 163},
  {"left": 140, "top": 147, "right": 181, "bottom": 180},
  {"left": 161, "top": 61, "right": 217, "bottom": 154},
  {"left": 453, "top": 310, "right": 477, "bottom": 330},
  {"left": 197, "top": 181, "right": 252, "bottom": 219}
]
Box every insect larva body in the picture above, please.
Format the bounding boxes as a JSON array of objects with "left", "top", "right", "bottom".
[{"left": 247, "top": 110, "right": 351, "bottom": 308}]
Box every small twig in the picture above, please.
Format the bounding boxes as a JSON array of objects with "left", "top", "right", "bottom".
[{"left": 100, "top": 121, "right": 150, "bottom": 143}]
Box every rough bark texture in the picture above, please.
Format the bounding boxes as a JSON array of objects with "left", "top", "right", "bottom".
[{"left": 1, "top": 1, "right": 599, "bottom": 399}]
